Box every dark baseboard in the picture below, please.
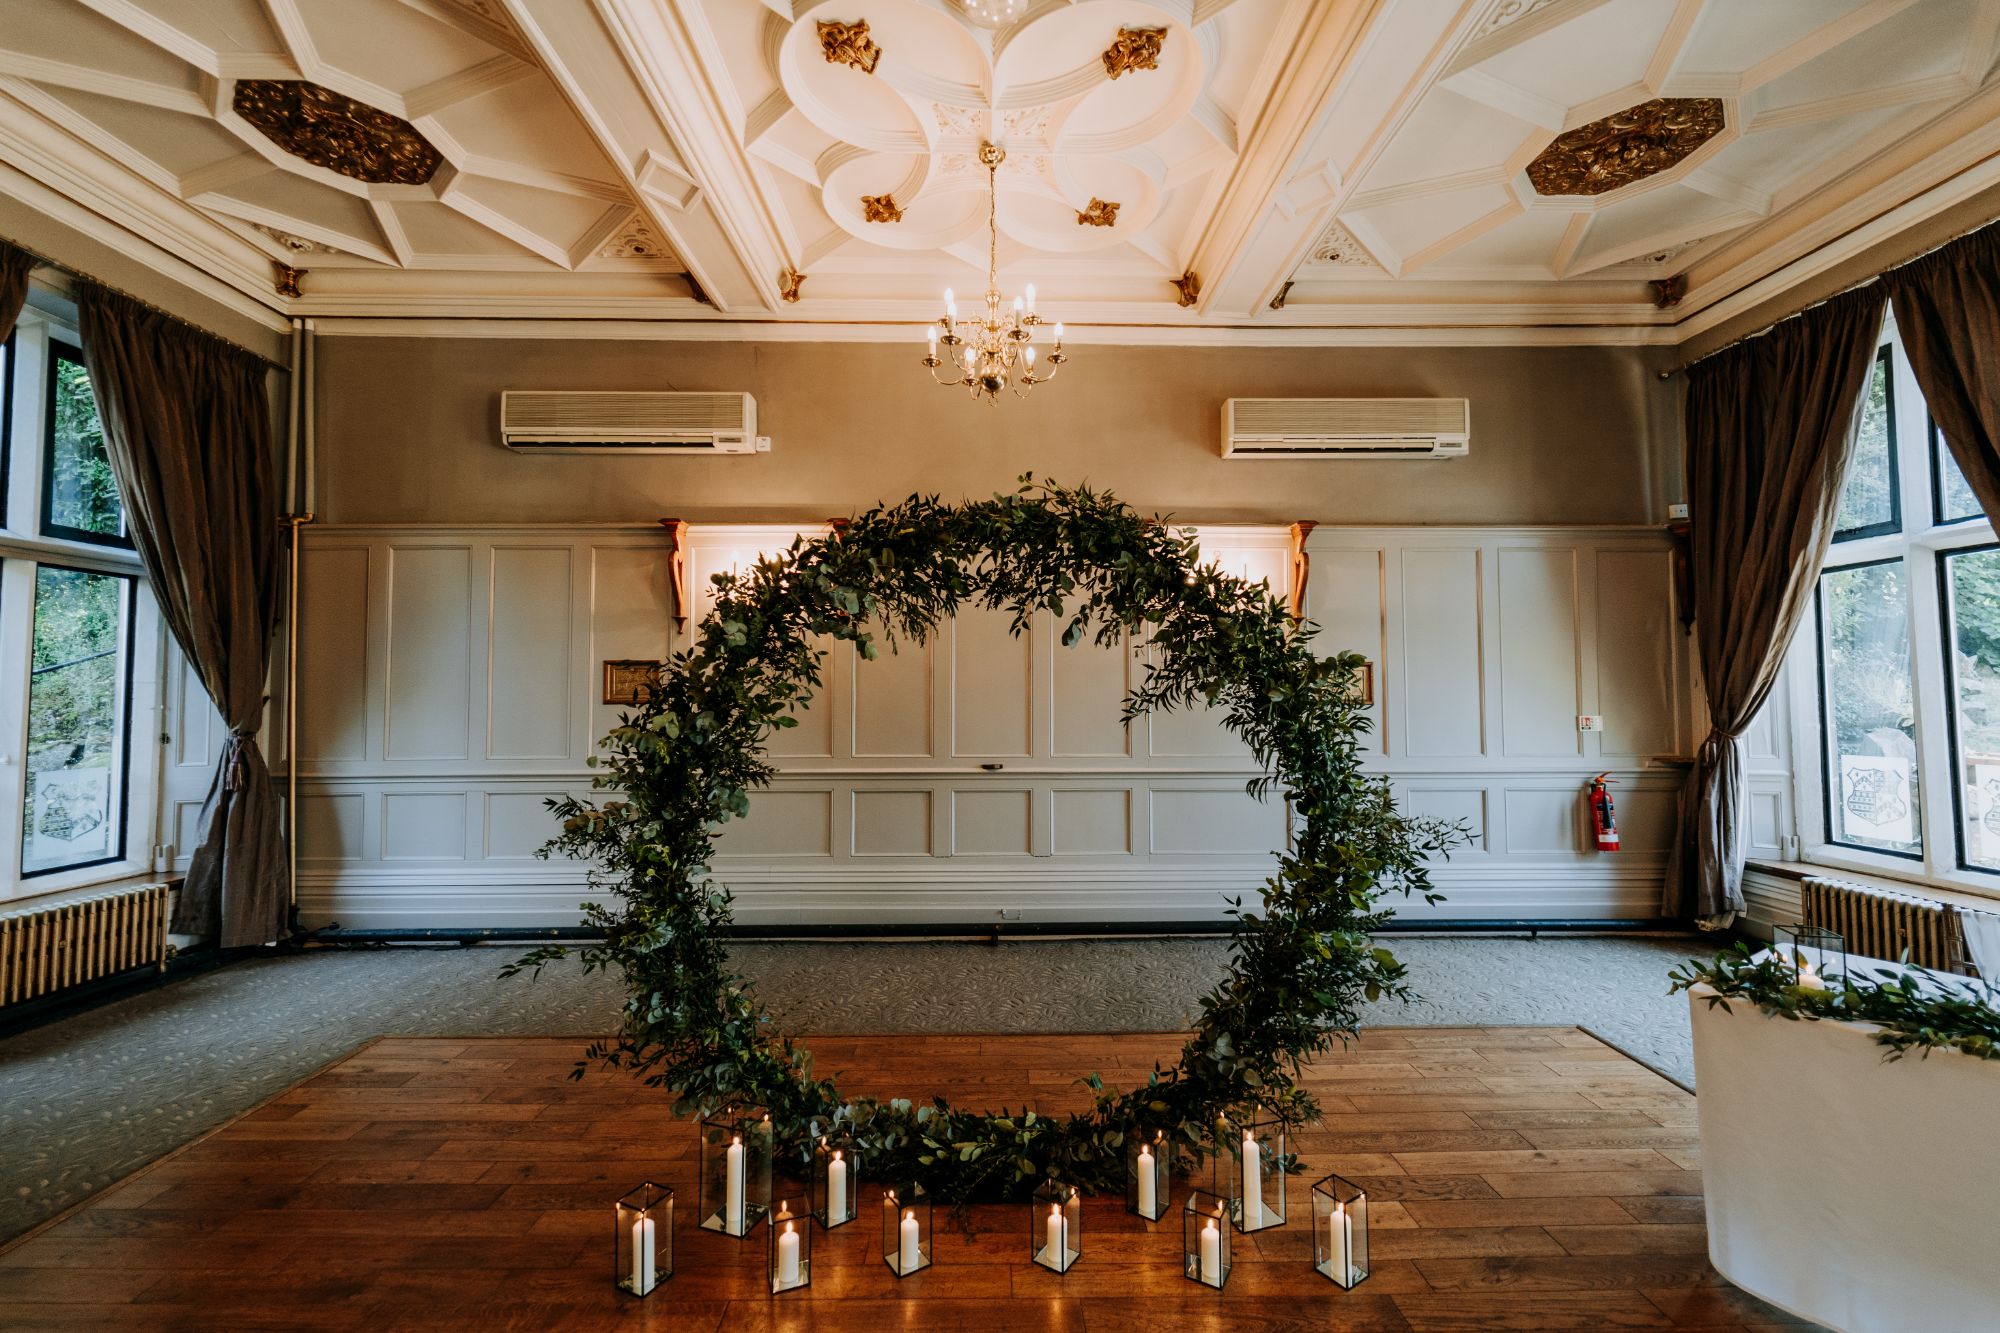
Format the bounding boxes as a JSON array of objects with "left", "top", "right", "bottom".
[{"left": 305, "top": 917, "right": 1696, "bottom": 945}]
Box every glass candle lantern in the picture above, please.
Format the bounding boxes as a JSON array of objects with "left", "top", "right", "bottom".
[
  {"left": 1030, "top": 1180, "right": 1081, "bottom": 1273},
  {"left": 1311, "top": 1173, "right": 1369, "bottom": 1288},
  {"left": 768, "top": 1197, "right": 811, "bottom": 1293},
  {"left": 1127, "top": 1129, "right": 1170, "bottom": 1221},
  {"left": 1183, "top": 1191, "right": 1231, "bottom": 1289},
  {"left": 1214, "top": 1113, "right": 1286, "bottom": 1232},
  {"left": 698, "top": 1108, "right": 772, "bottom": 1238},
  {"left": 1773, "top": 923, "right": 1845, "bottom": 989},
  {"left": 614, "top": 1182, "right": 672, "bottom": 1297},
  {"left": 882, "top": 1182, "right": 932, "bottom": 1277},
  {"left": 813, "top": 1135, "right": 858, "bottom": 1229}
]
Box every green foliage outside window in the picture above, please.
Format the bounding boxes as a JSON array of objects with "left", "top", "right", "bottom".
[
  {"left": 1834, "top": 351, "right": 1894, "bottom": 536},
  {"left": 48, "top": 354, "right": 123, "bottom": 540}
]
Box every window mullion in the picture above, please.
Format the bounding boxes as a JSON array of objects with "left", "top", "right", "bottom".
[{"left": 1907, "top": 545, "right": 1954, "bottom": 876}]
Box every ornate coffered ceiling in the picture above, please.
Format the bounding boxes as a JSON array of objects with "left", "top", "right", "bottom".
[{"left": 0, "top": 0, "right": 1997, "bottom": 343}]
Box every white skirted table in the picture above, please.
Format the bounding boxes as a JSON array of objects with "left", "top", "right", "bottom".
[{"left": 1688, "top": 970, "right": 2000, "bottom": 1333}]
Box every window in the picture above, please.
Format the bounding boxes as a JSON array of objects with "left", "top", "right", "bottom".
[
  {"left": 23, "top": 566, "right": 133, "bottom": 875},
  {"left": 1796, "top": 319, "right": 1999, "bottom": 893},
  {"left": 1833, "top": 347, "right": 1897, "bottom": 539},
  {"left": 41, "top": 341, "right": 126, "bottom": 546},
  {"left": 0, "top": 307, "right": 158, "bottom": 900}
]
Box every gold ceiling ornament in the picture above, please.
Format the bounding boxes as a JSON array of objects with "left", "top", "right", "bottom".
[
  {"left": 1171, "top": 269, "right": 1200, "bottom": 307},
  {"left": 861, "top": 193, "right": 904, "bottom": 223},
  {"left": 1075, "top": 198, "right": 1119, "bottom": 227},
  {"left": 922, "top": 141, "right": 1067, "bottom": 404},
  {"left": 231, "top": 79, "right": 443, "bottom": 186},
  {"left": 778, "top": 267, "right": 806, "bottom": 303},
  {"left": 1525, "top": 97, "right": 1724, "bottom": 197},
  {"left": 1650, "top": 274, "right": 1688, "bottom": 310},
  {"left": 817, "top": 19, "right": 883, "bottom": 74},
  {"left": 1269, "top": 280, "right": 1293, "bottom": 311},
  {"left": 272, "top": 262, "right": 304, "bottom": 298},
  {"left": 1102, "top": 26, "right": 1166, "bottom": 79}
]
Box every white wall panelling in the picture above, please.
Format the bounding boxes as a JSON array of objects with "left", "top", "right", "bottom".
[{"left": 290, "top": 523, "right": 1690, "bottom": 928}]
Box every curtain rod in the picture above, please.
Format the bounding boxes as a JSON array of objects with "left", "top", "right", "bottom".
[
  {"left": 1657, "top": 214, "right": 1998, "bottom": 380},
  {"left": 6, "top": 236, "right": 291, "bottom": 373}
]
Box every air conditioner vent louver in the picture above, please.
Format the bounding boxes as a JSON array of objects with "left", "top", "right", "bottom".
[
  {"left": 501, "top": 391, "right": 764, "bottom": 454},
  {"left": 1221, "top": 397, "right": 1469, "bottom": 459}
]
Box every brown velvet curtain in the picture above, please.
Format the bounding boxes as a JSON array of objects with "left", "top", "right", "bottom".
[
  {"left": 0, "top": 240, "right": 33, "bottom": 342},
  {"left": 76, "top": 283, "right": 287, "bottom": 947},
  {"left": 1883, "top": 225, "right": 2000, "bottom": 534},
  {"left": 1666, "top": 285, "right": 1888, "bottom": 921}
]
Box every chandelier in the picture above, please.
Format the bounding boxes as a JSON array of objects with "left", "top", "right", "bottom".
[{"left": 923, "top": 142, "right": 1066, "bottom": 404}]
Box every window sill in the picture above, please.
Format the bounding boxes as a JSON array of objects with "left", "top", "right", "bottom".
[
  {"left": 0, "top": 870, "right": 179, "bottom": 916},
  {"left": 1746, "top": 857, "right": 2000, "bottom": 915}
]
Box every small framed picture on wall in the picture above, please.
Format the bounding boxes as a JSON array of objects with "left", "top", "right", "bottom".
[{"left": 603, "top": 659, "right": 664, "bottom": 706}]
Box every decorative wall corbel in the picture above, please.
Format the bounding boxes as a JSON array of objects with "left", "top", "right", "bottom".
[
  {"left": 661, "top": 518, "right": 689, "bottom": 631},
  {"left": 1287, "top": 520, "right": 1317, "bottom": 622}
]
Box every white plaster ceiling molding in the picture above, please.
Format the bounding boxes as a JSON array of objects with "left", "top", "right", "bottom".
[
  {"left": 749, "top": 0, "right": 1221, "bottom": 283},
  {"left": 0, "top": 0, "right": 676, "bottom": 294},
  {"left": 1274, "top": 0, "right": 2000, "bottom": 330}
]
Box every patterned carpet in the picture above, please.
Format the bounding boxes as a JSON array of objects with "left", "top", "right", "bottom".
[{"left": 0, "top": 933, "right": 1704, "bottom": 1245}]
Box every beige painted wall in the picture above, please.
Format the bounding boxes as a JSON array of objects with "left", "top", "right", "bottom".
[{"left": 314, "top": 337, "right": 1680, "bottom": 527}]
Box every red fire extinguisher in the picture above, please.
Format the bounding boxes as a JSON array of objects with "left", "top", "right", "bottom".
[{"left": 1589, "top": 773, "right": 1620, "bottom": 852}]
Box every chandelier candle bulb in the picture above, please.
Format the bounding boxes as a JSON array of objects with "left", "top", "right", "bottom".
[{"left": 1026, "top": 283, "right": 1036, "bottom": 315}]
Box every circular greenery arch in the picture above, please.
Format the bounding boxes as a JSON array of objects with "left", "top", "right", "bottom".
[{"left": 514, "top": 479, "right": 1455, "bottom": 1200}]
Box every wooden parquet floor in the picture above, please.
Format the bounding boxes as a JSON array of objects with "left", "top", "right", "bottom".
[{"left": 0, "top": 1027, "right": 1820, "bottom": 1332}]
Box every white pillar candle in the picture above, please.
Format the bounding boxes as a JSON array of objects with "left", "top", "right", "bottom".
[
  {"left": 1199, "top": 1217, "right": 1220, "bottom": 1285},
  {"left": 1328, "top": 1200, "right": 1351, "bottom": 1281},
  {"left": 1137, "top": 1145, "right": 1157, "bottom": 1218},
  {"left": 899, "top": 1208, "right": 921, "bottom": 1273},
  {"left": 1042, "top": 1202, "right": 1064, "bottom": 1266},
  {"left": 630, "top": 1215, "right": 655, "bottom": 1292},
  {"left": 1240, "top": 1131, "right": 1263, "bottom": 1229},
  {"left": 777, "top": 1220, "right": 800, "bottom": 1286},
  {"left": 726, "top": 1135, "right": 746, "bottom": 1234},
  {"left": 828, "top": 1151, "right": 846, "bottom": 1222},
  {"left": 1798, "top": 960, "right": 1827, "bottom": 990}
]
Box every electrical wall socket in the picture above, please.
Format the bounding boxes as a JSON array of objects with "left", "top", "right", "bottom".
[
  {"left": 999, "top": 907, "right": 1022, "bottom": 921},
  {"left": 1577, "top": 715, "right": 1603, "bottom": 731},
  {"left": 1667, "top": 502, "right": 1689, "bottom": 520}
]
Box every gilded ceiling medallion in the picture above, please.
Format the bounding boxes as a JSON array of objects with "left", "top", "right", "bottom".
[
  {"left": 1650, "top": 274, "right": 1688, "bottom": 309},
  {"left": 779, "top": 267, "right": 806, "bottom": 303},
  {"left": 232, "top": 79, "right": 442, "bottom": 186},
  {"left": 272, "top": 262, "right": 304, "bottom": 298},
  {"left": 861, "top": 193, "right": 904, "bottom": 223},
  {"left": 597, "top": 215, "right": 671, "bottom": 262},
  {"left": 1075, "top": 198, "right": 1119, "bottom": 227},
  {"left": 1102, "top": 26, "right": 1166, "bottom": 79},
  {"left": 1525, "top": 98, "right": 1724, "bottom": 197},
  {"left": 1171, "top": 269, "right": 1200, "bottom": 307},
  {"left": 818, "top": 19, "right": 883, "bottom": 74}
]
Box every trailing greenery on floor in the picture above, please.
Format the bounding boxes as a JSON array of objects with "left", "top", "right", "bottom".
[
  {"left": 1671, "top": 944, "right": 2000, "bottom": 1062},
  {"left": 508, "top": 478, "right": 1459, "bottom": 1200}
]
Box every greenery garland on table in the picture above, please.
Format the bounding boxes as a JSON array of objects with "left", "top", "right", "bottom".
[
  {"left": 506, "top": 478, "right": 1459, "bottom": 1201},
  {"left": 1670, "top": 944, "right": 2000, "bottom": 1062}
]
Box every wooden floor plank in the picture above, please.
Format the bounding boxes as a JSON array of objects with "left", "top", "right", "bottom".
[{"left": 0, "top": 1027, "right": 1826, "bottom": 1331}]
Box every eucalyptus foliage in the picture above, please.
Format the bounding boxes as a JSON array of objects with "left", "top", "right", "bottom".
[
  {"left": 507, "top": 478, "right": 1459, "bottom": 1200},
  {"left": 1671, "top": 943, "right": 2000, "bottom": 1062}
]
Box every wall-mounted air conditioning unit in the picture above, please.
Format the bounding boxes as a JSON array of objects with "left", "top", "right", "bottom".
[
  {"left": 1221, "top": 397, "right": 1469, "bottom": 459},
  {"left": 500, "top": 391, "right": 769, "bottom": 454}
]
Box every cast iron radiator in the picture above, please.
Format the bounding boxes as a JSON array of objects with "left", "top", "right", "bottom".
[{"left": 0, "top": 882, "right": 171, "bottom": 1009}]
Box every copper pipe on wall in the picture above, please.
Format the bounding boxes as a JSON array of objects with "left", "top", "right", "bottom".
[{"left": 280, "top": 320, "right": 314, "bottom": 932}]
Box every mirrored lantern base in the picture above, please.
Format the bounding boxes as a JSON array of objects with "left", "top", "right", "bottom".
[
  {"left": 1315, "top": 1254, "right": 1369, "bottom": 1288},
  {"left": 771, "top": 1259, "right": 811, "bottom": 1295},
  {"left": 1032, "top": 1242, "right": 1080, "bottom": 1274},
  {"left": 701, "top": 1205, "right": 766, "bottom": 1238},
  {"left": 885, "top": 1238, "right": 931, "bottom": 1278},
  {"left": 1235, "top": 1187, "right": 1284, "bottom": 1233}
]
